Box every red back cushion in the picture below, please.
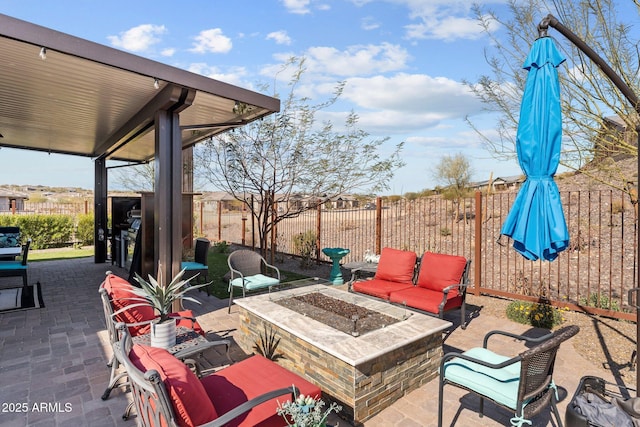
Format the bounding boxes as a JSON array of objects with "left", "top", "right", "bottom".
[
  {"left": 416, "top": 252, "right": 467, "bottom": 291},
  {"left": 102, "top": 274, "right": 156, "bottom": 334},
  {"left": 374, "top": 247, "right": 417, "bottom": 284},
  {"left": 129, "top": 344, "right": 217, "bottom": 427}
]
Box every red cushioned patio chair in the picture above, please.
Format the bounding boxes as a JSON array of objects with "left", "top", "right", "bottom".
[
  {"left": 115, "top": 323, "right": 323, "bottom": 427},
  {"left": 99, "top": 272, "right": 229, "bottom": 402}
]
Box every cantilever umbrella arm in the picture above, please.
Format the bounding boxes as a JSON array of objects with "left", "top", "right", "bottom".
[
  {"left": 538, "top": 14, "right": 640, "bottom": 115},
  {"left": 539, "top": 14, "right": 640, "bottom": 395}
]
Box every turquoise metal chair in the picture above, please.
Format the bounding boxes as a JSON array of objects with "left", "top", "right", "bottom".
[
  {"left": 181, "top": 238, "right": 210, "bottom": 294},
  {"left": 0, "top": 239, "right": 30, "bottom": 287}
]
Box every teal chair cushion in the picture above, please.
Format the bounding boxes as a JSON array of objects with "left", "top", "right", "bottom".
[
  {"left": 181, "top": 261, "right": 207, "bottom": 271},
  {"left": 442, "top": 347, "right": 521, "bottom": 410},
  {"left": 230, "top": 274, "right": 280, "bottom": 291},
  {"left": 0, "top": 262, "right": 26, "bottom": 270}
]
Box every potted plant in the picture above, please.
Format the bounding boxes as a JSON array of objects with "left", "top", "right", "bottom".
[
  {"left": 115, "top": 268, "right": 208, "bottom": 349},
  {"left": 276, "top": 390, "right": 341, "bottom": 427}
]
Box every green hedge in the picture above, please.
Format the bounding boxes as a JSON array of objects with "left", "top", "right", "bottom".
[
  {"left": 75, "top": 213, "right": 94, "bottom": 246},
  {"left": 0, "top": 214, "right": 75, "bottom": 249}
]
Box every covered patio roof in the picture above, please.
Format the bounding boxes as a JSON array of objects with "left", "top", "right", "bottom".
[
  {"left": 0, "top": 13, "right": 280, "bottom": 280},
  {"left": 0, "top": 13, "right": 279, "bottom": 163}
]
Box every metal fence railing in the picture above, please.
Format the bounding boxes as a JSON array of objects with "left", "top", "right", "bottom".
[
  {"left": 196, "top": 189, "right": 637, "bottom": 321},
  {"left": 9, "top": 191, "right": 637, "bottom": 321}
]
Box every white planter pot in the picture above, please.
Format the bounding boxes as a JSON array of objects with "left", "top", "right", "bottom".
[{"left": 150, "top": 318, "right": 177, "bottom": 349}]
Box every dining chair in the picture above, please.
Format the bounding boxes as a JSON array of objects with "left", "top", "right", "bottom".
[
  {"left": 182, "top": 238, "right": 211, "bottom": 294},
  {"left": 0, "top": 239, "right": 31, "bottom": 287}
]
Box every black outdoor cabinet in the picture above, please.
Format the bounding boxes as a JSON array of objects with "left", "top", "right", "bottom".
[
  {"left": 110, "top": 196, "right": 141, "bottom": 268},
  {"left": 138, "top": 193, "right": 195, "bottom": 280}
]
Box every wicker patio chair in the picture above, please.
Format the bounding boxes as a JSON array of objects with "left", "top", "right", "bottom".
[
  {"left": 439, "top": 324, "right": 580, "bottom": 427},
  {"left": 227, "top": 249, "right": 280, "bottom": 313}
]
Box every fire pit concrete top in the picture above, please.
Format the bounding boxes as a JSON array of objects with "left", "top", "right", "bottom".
[{"left": 235, "top": 285, "right": 452, "bottom": 365}]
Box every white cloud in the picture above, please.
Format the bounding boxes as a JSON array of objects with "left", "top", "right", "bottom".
[
  {"left": 361, "top": 16, "right": 380, "bottom": 31},
  {"left": 266, "top": 30, "right": 292, "bottom": 45},
  {"left": 161, "top": 47, "right": 176, "bottom": 57},
  {"left": 282, "top": 0, "right": 311, "bottom": 14},
  {"left": 406, "top": 16, "right": 486, "bottom": 41},
  {"left": 359, "top": 0, "right": 502, "bottom": 41},
  {"left": 343, "top": 73, "right": 484, "bottom": 116},
  {"left": 107, "top": 24, "right": 167, "bottom": 52},
  {"left": 187, "top": 63, "right": 249, "bottom": 87},
  {"left": 190, "top": 29, "right": 232, "bottom": 54},
  {"left": 304, "top": 42, "right": 410, "bottom": 76}
]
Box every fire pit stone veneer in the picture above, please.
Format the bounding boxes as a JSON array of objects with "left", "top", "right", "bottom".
[{"left": 234, "top": 285, "right": 452, "bottom": 424}]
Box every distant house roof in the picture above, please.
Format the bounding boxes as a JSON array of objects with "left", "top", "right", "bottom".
[
  {"left": 0, "top": 191, "right": 28, "bottom": 199},
  {"left": 470, "top": 175, "right": 524, "bottom": 190}
]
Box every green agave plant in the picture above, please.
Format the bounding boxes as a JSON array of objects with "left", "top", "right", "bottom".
[{"left": 114, "top": 269, "right": 209, "bottom": 322}]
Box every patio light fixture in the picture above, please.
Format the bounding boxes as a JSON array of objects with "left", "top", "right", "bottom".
[
  {"left": 153, "top": 78, "right": 160, "bottom": 89},
  {"left": 38, "top": 47, "right": 46, "bottom": 60}
]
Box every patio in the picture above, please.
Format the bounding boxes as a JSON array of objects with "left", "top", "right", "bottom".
[{"left": 0, "top": 257, "right": 632, "bottom": 426}]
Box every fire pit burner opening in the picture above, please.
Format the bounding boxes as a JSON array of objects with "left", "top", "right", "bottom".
[{"left": 274, "top": 291, "right": 401, "bottom": 336}]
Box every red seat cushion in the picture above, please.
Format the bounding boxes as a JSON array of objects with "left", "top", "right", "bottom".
[
  {"left": 129, "top": 344, "right": 218, "bottom": 427},
  {"left": 200, "top": 355, "right": 322, "bottom": 427},
  {"left": 101, "top": 273, "right": 205, "bottom": 336},
  {"left": 415, "top": 252, "right": 467, "bottom": 295},
  {"left": 352, "top": 278, "right": 413, "bottom": 300},
  {"left": 374, "top": 247, "right": 417, "bottom": 284},
  {"left": 389, "top": 287, "right": 463, "bottom": 314},
  {"left": 102, "top": 274, "right": 156, "bottom": 334}
]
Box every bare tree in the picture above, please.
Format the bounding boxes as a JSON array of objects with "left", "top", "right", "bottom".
[
  {"left": 195, "top": 57, "right": 405, "bottom": 253},
  {"left": 433, "top": 152, "right": 473, "bottom": 205},
  {"left": 466, "top": 0, "right": 639, "bottom": 194},
  {"left": 110, "top": 163, "right": 154, "bottom": 192}
]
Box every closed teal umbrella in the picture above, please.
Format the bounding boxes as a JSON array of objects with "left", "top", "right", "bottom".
[{"left": 500, "top": 36, "right": 569, "bottom": 261}]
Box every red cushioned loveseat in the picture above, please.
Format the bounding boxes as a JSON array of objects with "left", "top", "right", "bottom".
[{"left": 350, "top": 247, "right": 471, "bottom": 328}]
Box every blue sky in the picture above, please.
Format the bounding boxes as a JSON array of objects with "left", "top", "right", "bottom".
[{"left": 0, "top": 1, "right": 634, "bottom": 194}]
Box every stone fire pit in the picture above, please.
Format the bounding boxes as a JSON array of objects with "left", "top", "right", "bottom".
[{"left": 235, "top": 284, "right": 451, "bottom": 424}]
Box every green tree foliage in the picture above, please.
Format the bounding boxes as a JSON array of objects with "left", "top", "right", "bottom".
[
  {"left": 195, "top": 57, "right": 405, "bottom": 252},
  {"left": 466, "top": 0, "right": 639, "bottom": 195}
]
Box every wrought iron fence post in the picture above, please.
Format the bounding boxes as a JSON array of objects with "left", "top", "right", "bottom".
[{"left": 474, "top": 191, "right": 482, "bottom": 296}]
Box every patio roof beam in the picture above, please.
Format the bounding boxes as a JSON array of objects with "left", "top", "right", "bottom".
[{"left": 94, "top": 84, "right": 194, "bottom": 161}]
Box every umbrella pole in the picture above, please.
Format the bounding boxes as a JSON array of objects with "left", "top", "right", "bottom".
[
  {"left": 629, "top": 288, "right": 640, "bottom": 395},
  {"left": 540, "top": 13, "right": 640, "bottom": 396}
]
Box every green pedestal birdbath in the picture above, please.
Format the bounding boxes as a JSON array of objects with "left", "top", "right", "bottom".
[{"left": 322, "top": 247, "right": 350, "bottom": 285}]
